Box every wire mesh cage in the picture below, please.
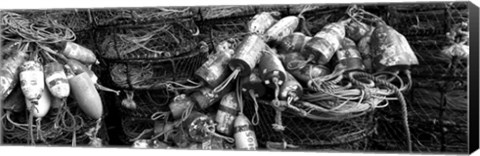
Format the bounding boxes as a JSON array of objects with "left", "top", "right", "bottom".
[{"left": 91, "top": 7, "right": 209, "bottom": 90}]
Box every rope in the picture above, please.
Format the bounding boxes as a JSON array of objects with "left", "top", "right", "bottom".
[
  {"left": 236, "top": 77, "right": 244, "bottom": 115},
  {"left": 272, "top": 79, "right": 285, "bottom": 132},
  {"left": 249, "top": 90, "right": 260, "bottom": 126},
  {"left": 213, "top": 68, "right": 240, "bottom": 94},
  {"left": 287, "top": 55, "right": 314, "bottom": 71},
  {"left": 345, "top": 5, "right": 385, "bottom": 26},
  {"left": 348, "top": 71, "right": 412, "bottom": 152},
  {"left": 5, "top": 111, "right": 32, "bottom": 130},
  {"left": 204, "top": 123, "right": 235, "bottom": 143},
  {"left": 29, "top": 110, "right": 35, "bottom": 145},
  {"left": 1, "top": 12, "right": 76, "bottom": 43},
  {"left": 151, "top": 112, "right": 170, "bottom": 121},
  {"left": 162, "top": 80, "right": 203, "bottom": 90},
  {"left": 95, "top": 84, "right": 120, "bottom": 95}
]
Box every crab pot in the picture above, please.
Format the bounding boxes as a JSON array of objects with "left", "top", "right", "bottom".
[
  {"left": 228, "top": 34, "right": 266, "bottom": 77},
  {"left": 370, "top": 24, "right": 419, "bottom": 72},
  {"left": 277, "top": 32, "right": 312, "bottom": 54},
  {"left": 182, "top": 111, "right": 214, "bottom": 143},
  {"left": 240, "top": 70, "right": 266, "bottom": 97},
  {"left": 259, "top": 50, "right": 287, "bottom": 89},
  {"left": 194, "top": 49, "right": 235, "bottom": 88}
]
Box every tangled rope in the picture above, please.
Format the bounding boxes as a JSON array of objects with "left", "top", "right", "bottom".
[
  {"left": 347, "top": 71, "right": 412, "bottom": 152},
  {"left": 1, "top": 12, "right": 76, "bottom": 43}
]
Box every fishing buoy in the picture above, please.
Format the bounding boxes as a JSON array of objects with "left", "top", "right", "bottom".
[
  {"left": 215, "top": 92, "right": 239, "bottom": 136},
  {"left": 345, "top": 19, "right": 373, "bottom": 42},
  {"left": 357, "top": 28, "right": 375, "bottom": 73},
  {"left": 303, "top": 20, "right": 349, "bottom": 65},
  {"left": 240, "top": 70, "right": 266, "bottom": 98},
  {"left": 44, "top": 62, "right": 70, "bottom": 99},
  {"left": 191, "top": 84, "right": 232, "bottom": 110},
  {"left": 277, "top": 32, "right": 312, "bottom": 54},
  {"left": 335, "top": 38, "right": 365, "bottom": 72},
  {"left": 26, "top": 84, "right": 52, "bottom": 118},
  {"left": 0, "top": 41, "right": 28, "bottom": 99},
  {"left": 279, "top": 73, "right": 303, "bottom": 104},
  {"left": 289, "top": 64, "right": 330, "bottom": 84},
  {"left": 265, "top": 16, "right": 300, "bottom": 44},
  {"left": 195, "top": 48, "right": 235, "bottom": 88},
  {"left": 233, "top": 114, "right": 258, "bottom": 150},
  {"left": 248, "top": 11, "right": 281, "bottom": 36},
  {"left": 370, "top": 23, "right": 419, "bottom": 72},
  {"left": 19, "top": 61, "right": 45, "bottom": 104},
  {"left": 259, "top": 49, "right": 287, "bottom": 89},
  {"left": 169, "top": 94, "right": 195, "bottom": 120},
  {"left": 58, "top": 41, "right": 98, "bottom": 65},
  {"left": 69, "top": 72, "right": 103, "bottom": 119},
  {"left": 182, "top": 111, "right": 214, "bottom": 143},
  {"left": 211, "top": 34, "right": 265, "bottom": 95},
  {"left": 228, "top": 34, "right": 266, "bottom": 77}
]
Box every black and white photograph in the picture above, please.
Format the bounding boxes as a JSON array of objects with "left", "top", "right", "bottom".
[{"left": 0, "top": 1, "right": 478, "bottom": 155}]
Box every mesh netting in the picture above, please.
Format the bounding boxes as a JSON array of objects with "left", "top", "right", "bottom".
[
  {"left": 91, "top": 7, "right": 196, "bottom": 27},
  {"left": 107, "top": 51, "right": 207, "bottom": 90},
  {"left": 243, "top": 98, "right": 376, "bottom": 150},
  {"left": 199, "top": 6, "right": 256, "bottom": 21},
  {"left": 365, "top": 2, "right": 468, "bottom": 153},
  {"left": 13, "top": 9, "right": 93, "bottom": 32},
  {"left": 2, "top": 100, "right": 109, "bottom": 146},
  {"left": 94, "top": 19, "right": 201, "bottom": 60},
  {"left": 119, "top": 117, "right": 155, "bottom": 145}
]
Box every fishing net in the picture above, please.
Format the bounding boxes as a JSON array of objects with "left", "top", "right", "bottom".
[
  {"left": 199, "top": 6, "right": 256, "bottom": 21},
  {"left": 364, "top": 2, "right": 468, "bottom": 153},
  {"left": 91, "top": 7, "right": 196, "bottom": 27},
  {"left": 1, "top": 99, "right": 109, "bottom": 146},
  {"left": 119, "top": 116, "right": 155, "bottom": 145},
  {"left": 10, "top": 9, "right": 94, "bottom": 33},
  {"left": 243, "top": 98, "right": 376, "bottom": 150}
]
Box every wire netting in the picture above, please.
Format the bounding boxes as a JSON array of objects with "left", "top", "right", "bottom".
[
  {"left": 366, "top": 2, "right": 468, "bottom": 153},
  {"left": 243, "top": 98, "right": 377, "bottom": 150},
  {"left": 2, "top": 99, "right": 109, "bottom": 146}
]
